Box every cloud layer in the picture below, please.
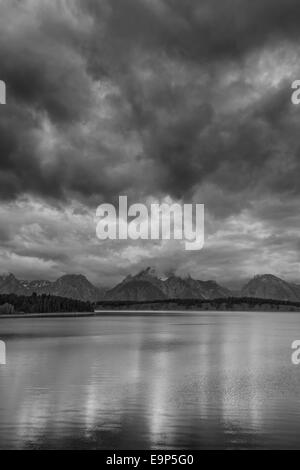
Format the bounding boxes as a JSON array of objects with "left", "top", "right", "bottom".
[{"left": 1, "top": 0, "right": 300, "bottom": 286}]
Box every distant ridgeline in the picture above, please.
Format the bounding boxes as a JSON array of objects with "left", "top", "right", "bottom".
[
  {"left": 97, "top": 297, "right": 300, "bottom": 312},
  {"left": 0, "top": 293, "right": 94, "bottom": 314}
]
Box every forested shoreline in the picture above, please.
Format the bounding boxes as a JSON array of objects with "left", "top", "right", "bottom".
[
  {"left": 1, "top": 294, "right": 300, "bottom": 315},
  {"left": 97, "top": 297, "right": 300, "bottom": 312},
  {"left": 0, "top": 293, "right": 94, "bottom": 314}
]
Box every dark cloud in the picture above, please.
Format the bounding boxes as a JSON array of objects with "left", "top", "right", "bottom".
[
  {"left": 82, "top": 0, "right": 300, "bottom": 63},
  {"left": 0, "top": 0, "right": 300, "bottom": 203},
  {"left": 0, "top": 0, "right": 300, "bottom": 282}
]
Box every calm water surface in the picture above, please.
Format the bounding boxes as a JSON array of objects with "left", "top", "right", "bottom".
[{"left": 0, "top": 311, "right": 300, "bottom": 449}]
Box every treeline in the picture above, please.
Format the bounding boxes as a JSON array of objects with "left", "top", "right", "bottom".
[
  {"left": 97, "top": 296, "right": 300, "bottom": 311},
  {"left": 0, "top": 293, "right": 94, "bottom": 314}
]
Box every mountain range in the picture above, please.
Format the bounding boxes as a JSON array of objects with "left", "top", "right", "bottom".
[
  {"left": 104, "top": 267, "right": 231, "bottom": 301},
  {"left": 0, "top": 273, "right": 103, "bottom": 302},
  {"left": 1, "top": 269, "right": 300, "bottom": 304}
]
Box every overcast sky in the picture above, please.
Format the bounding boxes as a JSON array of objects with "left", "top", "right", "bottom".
[{"left": 1, "top": 0, "right": 300, "bottom": 288}]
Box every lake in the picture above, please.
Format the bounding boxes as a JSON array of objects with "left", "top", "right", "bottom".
[{"left": 0, "top": 311, "right": 299, "bottom": 449}]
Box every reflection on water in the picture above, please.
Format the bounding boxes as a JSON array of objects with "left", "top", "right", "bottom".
[{"left": 0, "top": 311, "right": 300, "bottom": 449}]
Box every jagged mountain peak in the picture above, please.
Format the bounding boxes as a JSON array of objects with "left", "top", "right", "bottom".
[
  {"left": 139, "top": 267, "right": 156, "bottom": 275},
  {"left": 105, "top": 267, "right": 231, "bottom": 301},
  {"left": 136, "top": 267, "right": 168, "bottom": 280},
  {"left": 56, "top": 274, "right": 91, "bottom": 284},
  {"left": 0, "top": 273, "right": 25, "bottom": 295}
]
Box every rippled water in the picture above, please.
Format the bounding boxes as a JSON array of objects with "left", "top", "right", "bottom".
[{"left": 0, "top": 311, "right": 300, "bottom": 449}]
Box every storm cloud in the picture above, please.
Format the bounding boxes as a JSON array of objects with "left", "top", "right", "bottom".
[{"left": 0, "top": 0, "right": 300, "bottom": 286}]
